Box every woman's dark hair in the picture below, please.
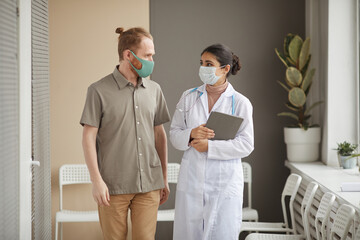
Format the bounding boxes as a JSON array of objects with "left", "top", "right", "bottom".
[{"left": 201, "top": 43, "right": 241, "bottom": 77}]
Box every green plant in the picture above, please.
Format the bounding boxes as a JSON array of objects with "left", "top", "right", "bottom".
[
  {"left": 336, "top": 141, "right": 358, "bottom": 156},
  {"left": 275, "top": 34, "right": 323, "bottom": 130}
]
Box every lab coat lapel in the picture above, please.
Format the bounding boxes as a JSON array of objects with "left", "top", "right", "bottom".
[
  {"left": 210, "top": 82, "right": 236, "bottom": 114},
  {"left": 211, "top": 93, "right": 225, "bottom": 114},
  {"left": 197, "top": 84, "right": 209, "bottom": 118}
]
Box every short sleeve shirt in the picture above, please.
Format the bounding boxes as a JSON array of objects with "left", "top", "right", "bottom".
[{"left": 80, "top": 66, "right": 171, "bottom": 194}]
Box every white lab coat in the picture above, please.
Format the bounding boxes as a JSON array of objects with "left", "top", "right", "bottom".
[{"left": 170, "top": 83, "right": 254, "bottom": 240}]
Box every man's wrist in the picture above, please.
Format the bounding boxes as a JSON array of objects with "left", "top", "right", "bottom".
[
  {"left": 91, "top": 175, "right": 103, "bottom": 184},
  {"left": 163, "top": 176, "right": 168, "bottom": 184}
]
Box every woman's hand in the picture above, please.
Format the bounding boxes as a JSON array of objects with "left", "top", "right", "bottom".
[
  {"left": 191, "top": 138, "right": 209, "bottom": 152},
  {"left": 190, "top": 124, "right": 215, "bottom": 139}
]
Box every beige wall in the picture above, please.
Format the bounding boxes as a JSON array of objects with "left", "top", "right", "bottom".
[{"left": 49, "top": 1, "right": 149, "bottom": 239}]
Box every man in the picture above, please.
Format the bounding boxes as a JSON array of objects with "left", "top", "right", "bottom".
[{"left": 80, "top": 27, "right": 170, "bottom": 240}]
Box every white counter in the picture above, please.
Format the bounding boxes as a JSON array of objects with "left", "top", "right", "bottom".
[{"left": 285, "top": 160, "right": 360, "bottom": 211}]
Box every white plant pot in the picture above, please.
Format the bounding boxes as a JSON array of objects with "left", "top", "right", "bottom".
[
  {"left": 338, "top": 155, "right": 357, "bottom": 169},
  {"left": 284, "top": 127, "right": 321, "bottom": 162}
]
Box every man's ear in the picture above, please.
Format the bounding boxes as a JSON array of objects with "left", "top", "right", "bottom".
[{"left": 123, "top": 49, "right": 131, "bottom": 61}]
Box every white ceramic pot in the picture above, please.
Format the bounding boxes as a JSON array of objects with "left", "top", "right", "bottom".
[
  {"left": 284, "top": 127, "right": 321, "bottom": 162},
  {"left": 338, "top": 155, "right": 357, "bottom": 169}
]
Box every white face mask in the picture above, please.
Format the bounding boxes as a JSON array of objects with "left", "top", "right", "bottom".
[{"left": 198, "top": 66, "right": 225, "bottom": 85}]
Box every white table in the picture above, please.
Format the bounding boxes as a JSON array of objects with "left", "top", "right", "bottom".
[{"left": 285, "top": 160, "right": 360, "bottom": 211}]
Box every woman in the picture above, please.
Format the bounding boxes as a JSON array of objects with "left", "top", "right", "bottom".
[{"left": 170, "top": 44, "right": 254, "bottom": 240}]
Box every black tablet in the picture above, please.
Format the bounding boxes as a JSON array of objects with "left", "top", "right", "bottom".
[{"left": 205, "top": 111, "right": 243, "bottom": 140}]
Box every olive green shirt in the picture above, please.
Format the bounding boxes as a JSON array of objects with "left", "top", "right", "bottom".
[{"left": 80, "top": 66, "right": 170, "bottom": 194}]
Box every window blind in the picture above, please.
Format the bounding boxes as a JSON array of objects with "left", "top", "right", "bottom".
[
  {"left": 0, "top": 0, "right": 19, "bottom": 239},
  {"left": 31, "top": 0, "right": 51, "bottom": 239}
]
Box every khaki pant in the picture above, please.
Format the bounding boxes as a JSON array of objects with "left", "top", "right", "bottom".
[{"left": 98, "top": 190, "right": 160, "bottom": 240}]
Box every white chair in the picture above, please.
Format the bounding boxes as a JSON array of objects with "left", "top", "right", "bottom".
[
  {"left": 245, "top": 181, "right": 318, "bottom": 240},
  {"left": 157, "top": 163, "right": 180, "bottom": 221},
  {"left": 329, "top": 204, "right": 355, "bottom": 240},
  {"left": 354, "top": 225, "right": 360, "bottom": 240},
  {"left": 242, "top": 162, "right": 259, "bottom": 222},
  {"left": 315, "top": 192, "right": 336, "bottom": 240},
  {"left": 240, "top": 173, "right": 302, "bottom": 234},
  {"left": 55, "top": 164, "right": 99, "bottom": 240}
]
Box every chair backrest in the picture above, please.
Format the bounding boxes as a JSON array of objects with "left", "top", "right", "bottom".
[
  {"left": 330, "top": 204, "right": 355, "bottom": 240},
  {"left": 167, "top": 163, "right": 180, "bottom": 184},
  {"left": 315, "top": 192, "right": 336, "bottom": 240},
  {"left": 242, "top": 162, "right": 252, "bottom": 208},
  {"left": 300, "top": 182, "right": 318, "bottom": 239},
  {"left": 59, "top": 164, "right": 91, "bottom": 210},
  {"left": 355, "top": 225, "right": 360, "bottom": 240},
  {"left": 281, "top": 173, "right": 302, "bottom": 234}
]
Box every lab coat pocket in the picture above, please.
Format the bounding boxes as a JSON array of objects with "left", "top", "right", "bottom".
[
  {"left": 176, "top": 158, "right": 190, "bottom": 191},
  {"left": 222, "top": 160, "right": 244, "bottom": 198}
]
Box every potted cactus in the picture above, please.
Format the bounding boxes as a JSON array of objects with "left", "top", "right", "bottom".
[{"left": 275, "top": 34, "right": 323, "bottom": 162}]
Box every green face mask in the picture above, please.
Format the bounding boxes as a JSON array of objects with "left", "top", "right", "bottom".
[{"left": 128, "top": 50, "right": 154, "bottom": 78}]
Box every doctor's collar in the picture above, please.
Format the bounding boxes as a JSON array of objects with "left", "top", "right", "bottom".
[{"left": 198, "top": 83, "right": 234, "bottom": 97}]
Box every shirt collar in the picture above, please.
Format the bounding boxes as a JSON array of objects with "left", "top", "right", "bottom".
[{"left": 112, "top": 65, "right": 146, "bottom": 89}]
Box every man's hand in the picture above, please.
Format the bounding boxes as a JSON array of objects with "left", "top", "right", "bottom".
[
  {"left": 154, "top": 124, "right": 170, "bottom": 205},
  {"left": 82, "top": 125, "right": 110, "bottom": 206},
  {"left": 191, "top": 138, "right": 209, "bottom": 152},
  {"left": 190, "top": 124, "right": 215, "bottom": 139},
  {"left": 160, "top": 181, "right": 170, "bottom": 205},
  {"left": 92, "top": 179, "right": 110, "bottom": 206}
]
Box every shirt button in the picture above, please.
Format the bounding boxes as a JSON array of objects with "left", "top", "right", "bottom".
[
  {"left": 135, "top": 105, "right": 139, "bottom": 109},
  {"left": 141, "top": 169, "right": 144, "bottom": 172},
  {"left": 137, "top": 121, "right": 140, "bottom": 125},
  {"left": 139, "top": 153, "right": 142, "bottom": 156},
  {"left": 138, "top": 137, "right": 142, "bottom": 141}
]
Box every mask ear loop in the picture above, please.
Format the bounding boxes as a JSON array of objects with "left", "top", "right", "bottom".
[
  {"left": 127, "top": 50, "right": 140, "bottom": 70},
  {"left": 219, "top": 64, "right": 231, "bottom": 78}
]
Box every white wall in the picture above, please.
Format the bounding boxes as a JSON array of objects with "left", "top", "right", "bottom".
[
  {"left": 306, "top": 0, "right": 359, "bottom": 166},
  {"left": 326, "top": 0, "right": 359, "bottom": 166}
]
